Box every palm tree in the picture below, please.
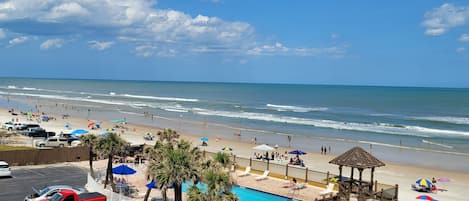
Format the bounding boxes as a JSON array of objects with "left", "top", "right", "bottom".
[
  {"left": 187, "top": 169, "right": 238, "bottom": 201},
  {"left": 80, "top": 134, "right": 98, "bottom": 178},
  {"left": 154, "top": 140, "right": 201, "bottom": 201},
  {"left": 96, "top": 132, "right": 127, "bottom": 191},
  {"left": 214, "top": 152, "right": 231, "bottom": 169},
  {"left": 143, "top": 141, "right": 165, "bottom": 201},
  {"left": 157, "top": 128, "right": 180, "bottom": 143}
]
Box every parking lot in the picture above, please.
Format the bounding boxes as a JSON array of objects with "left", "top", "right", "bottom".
[{"left": 0, "top": 165, "right": 87, "bottom": 201}]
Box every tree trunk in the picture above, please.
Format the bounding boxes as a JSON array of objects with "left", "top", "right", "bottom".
[
  {"left": 144, "top": 186, "right": 152, "bottom": 201},
  {"left": 89, "top": 147, "right": 94, "bottom": 178},
  {"left": 108, "top": 154, "right": 116, "bottom": 192},
  {"left": 174, "top": 183, "right": 182, "bottom": 201},
  {"left": 161, "top": 187, "right": 168, "bottom": 201}
]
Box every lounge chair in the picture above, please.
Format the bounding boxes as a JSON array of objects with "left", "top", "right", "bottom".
[
  {"left": 238, "top": 166, "right": 251, "bottom": 177},
  {"left": 292, "top": 183, "right": 306, "bottom": 190},
  {"left": 320, "top": 183, "right": 335, "bottom": 196},
  {"left": 255, "top": 170, "right": 270, "bottom": 181},
  {"left": 282, "top": 181, "right": 296, "bottom": 188}
]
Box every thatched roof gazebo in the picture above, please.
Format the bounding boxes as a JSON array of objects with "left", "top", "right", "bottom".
[{"left": 329, "top": 147, "right": 385, "bottom": 201}]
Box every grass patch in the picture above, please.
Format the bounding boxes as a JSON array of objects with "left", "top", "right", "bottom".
[{"left": 0, "top": 145, "right": 35, "bottom": 151}]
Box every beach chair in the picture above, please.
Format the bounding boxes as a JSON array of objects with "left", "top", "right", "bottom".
[
  {"left": 293, "top": 183, "right": 306, "bottom": 190},
  {"left": 238, "top": 166, "right": 251, "bottom": 177},
  {"left": 255, "top": 170, "right": 270, "bottom": 181},
  {"left": 320, "top": 183, "right": 335, "bottom": 196}
]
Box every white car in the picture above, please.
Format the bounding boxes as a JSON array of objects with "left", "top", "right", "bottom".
[
  {"left": 2, "top": 122, "right": 23, "bottom": 131},
  {"left": 24, "top": 185, "right": 85, "bottom": 201},
  {"left": 0, "top": 161, "right": 11, "bottom": 177}
]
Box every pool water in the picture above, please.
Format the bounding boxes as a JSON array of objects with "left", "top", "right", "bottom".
[{"left": 182, "top": 182, "right": 295, "bottom": 201}]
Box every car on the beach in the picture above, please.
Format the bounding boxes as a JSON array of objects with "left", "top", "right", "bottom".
[
  {"left": 35, "top": 136, "right": 69, "bottom": 148},
  {"left": 2, "top": 121, "right": 24, "bottom": 131},
  {"left": 17, "top": 124, "right": 41, "bottom": 131},
  {"left": 0, "top": 161, "right": 11, "bottom": 178},
  {"left": 22, "top": 128, "right": 55, "bottom": 138},
  {"left": 24, "top": 185, "right": 85, "bottom": 201}
]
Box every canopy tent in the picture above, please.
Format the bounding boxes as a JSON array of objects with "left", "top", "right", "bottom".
[
  {"left": 112, "top": 164, "right": 136, "bottom": 175},
  {"left": 253, "top": 144, "right": 274, "bottom": 151}
]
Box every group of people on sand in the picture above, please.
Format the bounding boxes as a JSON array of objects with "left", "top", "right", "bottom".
[{"left": 321, "top": 145, "right": 331, "bottom": 155}]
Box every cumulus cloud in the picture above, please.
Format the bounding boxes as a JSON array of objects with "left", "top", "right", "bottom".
[
  {"left": 246, "top": 42, "right": 347, "bottom": 57},
  {"left": 40, "top": 38, "right": 64, "bottom": 49},
  {"left": 0, "top": 0, "right": 346, "bottom": 58},
  {"left": 8, "top": 36, "right": 28, "bottom": 47},
  {"left": 460, "top": 34, "right": 469, "bottom": 42},
  {"left": 422, "top": 3, "right": 469, "bottom": 36},
  {"left": 88, "top": 40, "right": 114, "bottom": 50},
  {"left": 0, "top": 29, "right": 5, "bottom": 39}
]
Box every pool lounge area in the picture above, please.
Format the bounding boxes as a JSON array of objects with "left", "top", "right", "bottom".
[{"left": 182, "top": 182, "right": 297, "bottom": 201}]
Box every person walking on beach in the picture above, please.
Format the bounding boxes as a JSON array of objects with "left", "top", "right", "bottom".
[
  {"left": 324, "top": 146, "right": 327, "bottom": 155},
  {"left": 329, "top": 145, "right": 331, "bottom": 154},
  {"left": 321, "top": 146, "right": 324, "bottom": 155}
]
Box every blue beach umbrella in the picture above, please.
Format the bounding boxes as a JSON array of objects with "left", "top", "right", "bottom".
[
  {"left": 112, "top": 164, "right": 136, "bottom": 175},
  {"left": 289, "top": 150, "right": 307, "bottom": 155},
  {"left": 71, "top": 129, "right": 89, "bottom": 136},
  {"left": 200, "top": 137, "right": 208, "bottom": 142},
  {"left": 146, "top": 180, "right": 158, "bottom": 189}
]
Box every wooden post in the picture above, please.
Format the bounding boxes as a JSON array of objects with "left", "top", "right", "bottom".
[
  {"left": 374, "top": 180, "right": 378, "bottom": 192},
  {"left": 339, "top": 165, "right": 343, "bottom": 181},
  {"left": 249, "top": 157, "right": 252, "bottom": 167},
  {"left": 394, "top": 184, "right": 399, "bottom": 200},
  {"left": 370, "top": 167, "right": 375, "bottom": 192},
  {"left": 286, "top": 164, "right": 289, "bottom": 178},
  {"left": 326, "top": 171, "right": 330, "bottom": 185},
  {"left": 267, "top": 158, "right": 270, "bottom": 170},
  {"left": 305, "top": 167, "right": 308, "bottom": 182},
  {"left": 380, "top": 189, "right": 384, "bottom": 201},
  {"left": 233, "top": 154, "right": 236, "bottom": 163}
]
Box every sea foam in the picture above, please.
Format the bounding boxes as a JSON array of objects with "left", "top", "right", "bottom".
[{"left": 266, "top": 104, "right": 327, "bottom": 112}]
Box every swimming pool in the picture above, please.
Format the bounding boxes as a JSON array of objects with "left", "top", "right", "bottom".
[{"left": 182, "top": 182, "right": 296, "bottom": 201}]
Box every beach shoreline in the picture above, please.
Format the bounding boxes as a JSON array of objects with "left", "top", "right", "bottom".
[{"left": 1, "top": 97, "right": 469, "bottom": 200}]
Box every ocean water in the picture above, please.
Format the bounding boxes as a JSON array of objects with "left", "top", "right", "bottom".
[{"left": 1, "top": 78, "right": 469, "bottom": 168}]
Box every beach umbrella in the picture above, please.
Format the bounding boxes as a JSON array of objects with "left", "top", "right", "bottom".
[
  {"left": 112, "top": 164, "right": 136, "bottom": 175},
  {"left": 146, "top": 180, "right": 158, "bottom": 189},
  {"left": 70, "top": 129, "right": 89, "bottom": 136},
  {"left": 416, "top": 178, "right": 433, "bottom": 187},
  {"left": 87, "top": 122, "right": 95, "bottom": 128},
  {"left": 289, "top": 150, "right": 307, "bottom": 155},
  {"left": 106, "top": 128, "right": 115, "bottom": 132},
  {"left": 253, "top": 144, "right": 275, "bottom": 151},
  {"left": 416, "top": 195, "right": 438, "bottom": 201},
  {"left": 200, "top": 137, "right": 208, "bottom": 142},
  {"left": 221, "top": 146, "right": 233, "bottom": 151},
  {"left": 437, "top": 177, "right": 450, "bottom": 182},
  {"left": 65, "top": 123, "right": 71, "bottom": 130}
]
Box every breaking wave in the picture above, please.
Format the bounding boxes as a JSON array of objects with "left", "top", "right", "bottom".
[{"left": 266, "top": 104, "right": 327, "bottom": 112}]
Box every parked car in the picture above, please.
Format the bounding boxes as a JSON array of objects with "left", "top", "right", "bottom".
[
  {"left": 22, "top": 128, "right": 56, "bottom": 138},
  {"left": 35, "top": 136, "right": 69, "bottom": 148},
  {"left": 2, "top": 121, "right": 24, "bottom": 131},
  {"left": 57, "top": 133, "right": 80, "bottom": 144},
  {"left": 24, "top": 185, "right": 85, "bottom": 201},
  {"left": 17, "top": 124, "right": 41, "bottom": 131},
  {"left": 0, "top": 161, "right": 11, "bottom": 178},
  {"left": 48, "top": 190, "right": 105, "bottom": 201}
]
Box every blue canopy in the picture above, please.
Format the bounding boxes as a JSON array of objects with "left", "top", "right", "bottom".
[
  {"left": 112, "top": 164, "right": 136, "bottom": 175},
  {"left": 146, "top": 181, "right": 158, "bottom": 189},
  {"left": 71, "top": 129, "right": 89, "bottom": 136},
  {"left": 200, "top": 137, "right": 208, "bottom": 142},
  {"left": 289, "top": 150, "right": 307, "bottom": 155}
]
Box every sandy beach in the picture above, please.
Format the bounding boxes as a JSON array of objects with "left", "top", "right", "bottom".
[{"left": 1, "top": 102, "right": 469, "bottom": 201}]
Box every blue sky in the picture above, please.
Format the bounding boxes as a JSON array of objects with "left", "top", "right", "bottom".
[{"left": 0, "top": 1, "right": 468, "bottom": 87}]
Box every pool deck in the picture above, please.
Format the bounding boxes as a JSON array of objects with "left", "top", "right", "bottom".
[{"left": 232, "top": 170, "right": 333, "bottom": 201}]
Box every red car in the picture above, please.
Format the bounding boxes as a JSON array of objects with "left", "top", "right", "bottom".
[{"left": 46, "top": 189, "right": 106, "bottom": 201}]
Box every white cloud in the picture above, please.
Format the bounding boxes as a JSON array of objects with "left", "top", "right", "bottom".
[
  {"left": 0, "top": 29, "right": 5, "bottom": 39},
  {"left": 8, "top": 36, "right": 28, "bottom": 47},
  {"left": 0, "top": 0, "right": 346, "bottom": 58},
  {"left": 40, "top": 38, "right": 64, "bottom": 50},
  {"left": 135, "top": 45, "right": 156, "bottom": 57},
  {"left": 330, "top": 33, "right": 339, "bottom": 39},
  {"left": 459, "top": 34, "right": 469, "bottom": 42},
  {"left": 456, "top": 47, "right": 466, "bottom": 53},
  {"left": 88, "top": 40, "right": 114, "bottom": 50},
  {"left": 422, "top": 3, "right": 469, "bottom": 36},
  {"left": 247, "top": 42, "right": 347, "bottom": 57}
]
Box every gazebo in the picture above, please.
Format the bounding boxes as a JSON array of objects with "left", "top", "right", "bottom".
[{"left": 329, "top": 147, "right": 385, "bottom": 201}]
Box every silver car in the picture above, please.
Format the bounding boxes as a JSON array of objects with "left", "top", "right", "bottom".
[
  {"left": 24, "top": 185, "right": 85, "bottom": 201},
  {"left": 0, "top": 161, "right": 11, "bottom": 177}
]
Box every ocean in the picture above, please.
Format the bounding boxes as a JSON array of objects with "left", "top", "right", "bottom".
[{"left": 1, "top": 78, "right": 469, "bottom": 170}]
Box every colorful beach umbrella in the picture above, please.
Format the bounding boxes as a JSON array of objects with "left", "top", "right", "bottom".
[
  {"left": 146, "top": 180, "right": 158, "bottom": 189},
  {"left": 87, "top": 122, "right": 95, "bottom": 128},
  {"left": 70, "top": 129, "right": 89, "bottom": 136},
  {"left": 416, "top": 178, "right": 433, "bottom": 187},
  {"left": 221, "top": 146, "right": 233, "bottom": 151},
  {"left": 416, "top": 195, "right": 438, "bottom": 201},
  {"left": 112, "top": 164, "right": 136, "bottom": 175},
  {"left": 289, "top": 150, "right": 307, "bottom": 155},
  {"left": 200, "top": 137, "right": 209, "bottom": 142}
]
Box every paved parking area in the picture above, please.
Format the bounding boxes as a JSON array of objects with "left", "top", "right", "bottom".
[{"left": 0, "top": 165, "right": 87, "bottom": 201}]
